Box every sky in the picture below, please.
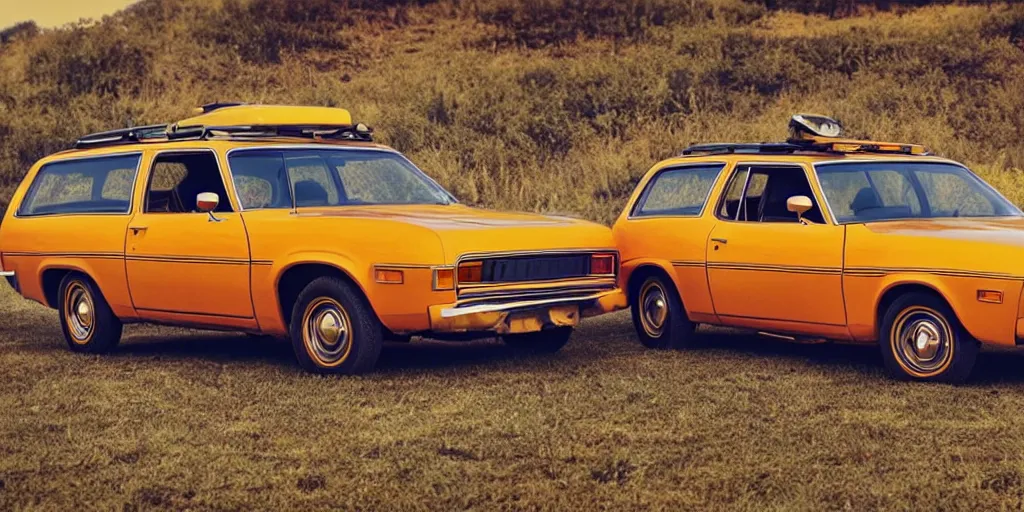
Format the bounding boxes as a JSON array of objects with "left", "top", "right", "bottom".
[{"left": 0, "top": 0, "right": 138, "bottom": 29}]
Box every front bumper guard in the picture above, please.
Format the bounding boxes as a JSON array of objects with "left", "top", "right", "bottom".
[{"left": 430, "top": 289, "right": 627, "bottom": 335}]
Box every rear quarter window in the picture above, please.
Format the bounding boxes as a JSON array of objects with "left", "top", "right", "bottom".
[
  {"left": 631, "top": 164, "right": 724, "bottom": 217},
  {"left": 17, "top": 154, "right": 141, "bottom": 216}
]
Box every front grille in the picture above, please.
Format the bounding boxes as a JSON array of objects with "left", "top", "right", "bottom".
[{"left": 470, "top": 254, "right": 592, "bottom": 283}]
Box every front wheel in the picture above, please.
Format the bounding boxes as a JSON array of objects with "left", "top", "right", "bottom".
[
  {"left": 879, "top": 292, "right": 978, "bottom": 384},
  {"left": 631, "top": 274, "right": 695, "bottom": 349},
  {"left": 502, "top": 326, "right": 574, "bottom": 354},
  {"left": 58, "top": 273, "right": 122, "bottom": 353},
  {"left": 289, "top": 277, "right": 383, "bottom": 375}
]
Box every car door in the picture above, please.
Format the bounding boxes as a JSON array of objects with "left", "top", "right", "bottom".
[
  {"left": 125, "top": 149, "right": 254, "bottom": 319},
  {"left": 705, "top": 163, "right": 847, "bottom": 328}
]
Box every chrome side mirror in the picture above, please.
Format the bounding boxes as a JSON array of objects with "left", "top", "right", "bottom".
[
  {"left": 787, "top": 195, "right": 813, "bottom": 224},
  {"left": 196, "top": 192, "right": 224, "bottom": 222}
]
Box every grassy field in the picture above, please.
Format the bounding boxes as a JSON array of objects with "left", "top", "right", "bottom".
[
  {"left": 2, "top": 1, "right": 1024, "bottom": 223},
  {"left": 5, "top": 0, "right": 1024, "bottom": 510},
  {"left": 6, "top": 285, "right": 1024, "bottom": 510}
]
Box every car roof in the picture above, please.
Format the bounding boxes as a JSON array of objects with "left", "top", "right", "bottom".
[{"left": 37, "top": 137, "right": 396, "bottom": 167}]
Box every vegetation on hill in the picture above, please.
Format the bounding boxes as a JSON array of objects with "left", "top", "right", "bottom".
[{"left": 0, "top": 0, "right": 1023, "bottom": 223}]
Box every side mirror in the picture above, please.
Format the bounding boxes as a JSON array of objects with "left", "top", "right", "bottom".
[
  {"left": 787, "top": 195, "right": 813, "bottom": 223},
  {"left": 197, "top": 192, "right": 219, "bottom": 212},
  {"left": 196, "top": 192, "right": 224, "bottom": 222}
]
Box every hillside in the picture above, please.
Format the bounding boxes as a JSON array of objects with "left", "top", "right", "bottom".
[{"left": 1, "top": 0, "right": 1023, "bottom": 223}]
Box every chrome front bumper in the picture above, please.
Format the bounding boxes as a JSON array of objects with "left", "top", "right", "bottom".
[
  {"left": 440, "top": 290, "right": 616, "bottom": 318},
  {"left": 429, "top": 288, "right": 627, "bottom": 334},
  {"left": 0, "top": 271, "right": 14, "bottom": 278}
]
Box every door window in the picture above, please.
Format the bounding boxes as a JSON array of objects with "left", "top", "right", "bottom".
[
  {"left": 145, "top": 152, "right": 231, "bottom": 213},
  {"left": 718, "top": 166, "right": 825, "bottom": 224}
]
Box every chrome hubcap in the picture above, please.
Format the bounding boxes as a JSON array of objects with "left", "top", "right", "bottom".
[
  {"left": 640, "top": 281, "right": 669, "bottom": 337},
  {"left": 304, "top": 299, "right": 351, "bottom": 365},
  {"left": 66, "top": 284, "right": 94, "bottom": 342},
  {"left": 894, "top": 309, "right": 951, "bottom": 374}
]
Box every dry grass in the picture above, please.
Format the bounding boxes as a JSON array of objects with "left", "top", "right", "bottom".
[
  {"left": 6, "top": 285, "right": 1024, "bottom": 510},
  {"left": 2, "top": 1, "right": 1024, "bottom": 223}
]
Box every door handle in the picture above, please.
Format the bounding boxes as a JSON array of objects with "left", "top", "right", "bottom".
[
  {"left": 711, "top": 238, "right": 728, "bottom": 244},
  {"left": 129, "top": 226, "right": 148, "bottom": 234}
]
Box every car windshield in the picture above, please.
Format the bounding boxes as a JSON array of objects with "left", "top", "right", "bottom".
[
  {"left": 815, "top": 161, "right": 1021, "bottom": 223},
  {"left": 228, "top": 148, "right": 456, "bottom": 209}
]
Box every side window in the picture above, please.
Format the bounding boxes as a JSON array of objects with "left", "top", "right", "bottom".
[
  {"left": 717, "top": 168, "right": 748, "bottom": 220},
  {"left": 229, "top": 151, "right": 291, "bottom": 210},
  {"left": 17, "top": 154, "right": 141, "bottom": 216},
  {"left": 286, "top": 154, "right": 341, "bottom": 207},
  {"left": 632, "top": 164, "right": 724, "bottom": 217},
  {"left": 145, "top": 152, "right": 231, "bottom": 213},
  {"left": 730, "top": 166, "right": 824, "bottom": 224}
]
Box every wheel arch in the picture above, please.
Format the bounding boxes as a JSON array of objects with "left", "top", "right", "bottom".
[
  {"left": 274, "top": 260, "right": 375, "bottom": 329},
  {"left": 625, "top": 260, "right": 681, "bottom": 305},
  {"left": 875, "top": 280, "right": 962, "bottom": 334},
  {"left": 39, "top": 264, "right": 101, "bottom": 309}
]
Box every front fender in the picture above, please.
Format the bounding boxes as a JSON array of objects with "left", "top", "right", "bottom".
[
  {"left": 252, "top": 251, "right": 367, "bottom": 336},
  {"left": 847, "top": 272, "right": 1021, "bottom": 346}
]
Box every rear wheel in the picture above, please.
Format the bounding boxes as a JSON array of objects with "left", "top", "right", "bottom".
[
  {"left": 289, "top": 277, "right": 382, "bottom": 375},
  {"left": 879, "top": 292, "right": 978, "bottom": 384},
  {"left": 58, "top": 273, "right": 122, "bottom": 353},
  {"left": 503, "top": 326, "right": 574, "bottom": 354},
  {"left": 631, "top": 273, "right": 695, "bottom": 349}
]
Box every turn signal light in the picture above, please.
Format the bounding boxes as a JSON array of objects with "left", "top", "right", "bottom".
[
  {"left": 374, "top": 268, "right": 404, "bottom": 284},
  {"left": 433, "top": 268, "right": 455, "bottom": 291},
  {"left": 458, "top": 262, "right": 483, "bottom": 284},
  {"left": 977, "top": 290, "right": 1003, "bottom": 304},
  {"left": 590, "top": 254, "right": 616, "bottom": 275}
]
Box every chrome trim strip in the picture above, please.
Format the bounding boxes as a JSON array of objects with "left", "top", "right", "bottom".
[
  {"left": 439, "top": 291, "right": 614, "bottom": 318},
  {"left": 0, "top": 271, "right": 14, "bottom": 277},
  {"left": 456, "top": 283, "right": 616, "bottom": 302},
  {"left": 626, "top": 162, "right": 727, "bottom": 220},
  {"left": 455, "top": 248, "right": 619, "bottom": 264},
  {"left": 13, "top": 151, "right": 144, "bottom": 218}
]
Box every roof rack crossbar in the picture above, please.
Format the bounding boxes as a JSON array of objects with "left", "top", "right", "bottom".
[
  {"left": 169, "top": 123, "right": 374, "bottom": 142},
  {"left": 74, "top": 124, "right": 169, "bottom": 149},
  {"left": 681, "top": 143, "right": 803, "bottom": 156}
]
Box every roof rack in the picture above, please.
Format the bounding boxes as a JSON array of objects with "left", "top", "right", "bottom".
[
  {"left": 681, "top": 143, "right": 803, "bottom": 156},
  {"left": 166, "top": 123, "right": 374, "bottom": 142},
  {"left": 680, "top": 114, "right": 929, "bottom": 158},
  {"left": 74, "top": 124, "right": 169, "bottom": 149},
  {"left": 69, "top": 105, "right": 376, "bottom": 150}
]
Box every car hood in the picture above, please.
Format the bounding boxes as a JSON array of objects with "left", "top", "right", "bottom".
[
  {"left": 296, "top": 204, "right": 615, "bottom": 262},
  {"left": 862, "top": 217, "right": 1024, "bottom": 247},
  {"left": 848, "top": 217, "right": 1024, "bottom": 277}
]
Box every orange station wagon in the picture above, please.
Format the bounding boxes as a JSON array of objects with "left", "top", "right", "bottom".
[
  {"left": 0, "top": 104, "right": 625, "bottom": 374},
  {"left": 614, "top": 114, "right": 1024, "bottom": 383}
]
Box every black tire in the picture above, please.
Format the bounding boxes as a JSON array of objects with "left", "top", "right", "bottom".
[
  {"left": 57, "top": 273, "right": 122, "bottom": 354},
  {"left": 879, "top": 292, "right": 978, "bottom": 384},
  {"left": 503, "top": 326, "right": 574, "bottom": 354},
  {"left": 289, "top": 276, "right": 382, "bottom": 375},
  {"left": 630, "top": 273, "right": 695, "bottom": 349}
]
